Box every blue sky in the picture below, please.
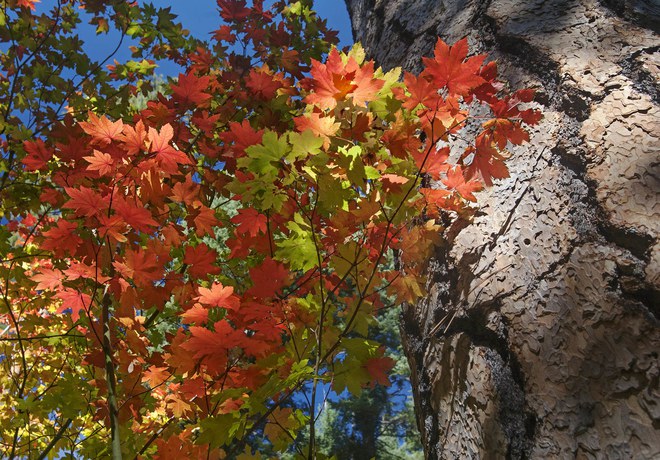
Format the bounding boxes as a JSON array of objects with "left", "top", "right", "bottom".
[
  {"left": 36, "top": 0, "right": 353, "bottom": 78},
  {"left": 167, "top": 1, "right": 353, "bottom": 48}
]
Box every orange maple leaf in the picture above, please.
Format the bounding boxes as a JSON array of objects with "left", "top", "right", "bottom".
[
  {"left": 83, "top": 150, "right": 115, "bottom": 176},
  {"left": 119, "top": 119, "right": 147, "bottom": 156},
  {"left": 79, "top": 112, "right": 123, "bottom": 145},
  {"left": 422, "top": 38, "right": 486, "bottom": 98},
  {"left": 142, "top": 366, "right": 170, "bottom": 388},
  {"left": 197, "top": 283, "right": 240, "bottom": 311},
  {"left": 32, "top": 269, "right": 63, "bottom": 291},
  {"left": 442, "top": 166, "right": 483, "bottom": 202},
  {"left": 293, "top": 113, "right": 339, "bottom": 148}
]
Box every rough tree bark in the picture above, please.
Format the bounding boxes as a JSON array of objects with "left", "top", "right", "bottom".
[{"left": 345, "top": 1, "right": 659, "bottom": 458}]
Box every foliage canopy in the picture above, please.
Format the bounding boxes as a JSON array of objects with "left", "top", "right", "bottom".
[{"left": 0, "top": 0, "right": 539, "bottom": 458}]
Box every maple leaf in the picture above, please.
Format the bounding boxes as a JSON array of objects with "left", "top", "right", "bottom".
[
  {"left": 422, "top": 38, "right": 486, "bottom": 97},
  {"left": 171, "top": 72, "right": 211, "bottom": 107},
  {"left": 399, "top": 72, "right": 438, "bottom": 111},
  {"left": 412, "top": 146, "right": 450, "bottom": 180},
  {"left": 231, "top": 208, "right": 267, "bottom": 237},
  {"left": 442, "top": 166, "right": 483, "bottom": 202},
  {"left": 183, "top": 244, "right": 221, "bottom": 279},
  {"left": 364, "top": 356, "right": 395, "bottom": 387},
  {"left": 79, "top": 112, "right": 123, "bottom": 145},
  {"left": 351, "top": 60, "right": 385, "bottom": 106},
  {"left": 380, "top": 174, "right": 409, "bottom": 193},
  {"left": 170, "top": 175, "right": 199, "bottom": 205},
  {"left": 191, "top": 205, "right": 219, "bottom": 238},
  {"left": 293, "top": 113, "right": 340, "bottom": 149},
  {"left": 218, "top": 0, "right": 251, "bottom": 21},
  {"left": 119, "top": 120, "right": 147, "bottom": 156},
  {"left": 197, "top": 283, "right": 240, "bottom": 311},
  {"left": 98, "top": 214, "right": 128, "bottom": 243},
  {"left": 112, "top": 198, "right": 159, "bottom": 233},
  {"left": 22, "top": 139, "right": 53, "bottom": 171},
  {"left": 63, "top": 187, "right": 109, "bottom": 217},
  {"left": 83, "top": 150, "right": 115, "bottom": 176},
  {"left": 55, "top": 288, "right": 92, "bottom": 322},
  {"left": 246, "top": 67, "right": 282, "bottom": 100},
  {"left": 32, "top": 269, "right": 63, "bottom": 291},
  {"left": 247, "top": 258, "right": 290, "bottom": 298},
  {"left": 113, "top": 248, "right": 162, "bottom": 288},
  {"left": 40, "top": 220, "right": 81, "bottom": 256},
  {"left": 483, "top": 118, "right": 529, "bottom": 149},
  {"left": 181, "top": 303, "right": 209, "bottom": 325},
  {"left": 220, "top": 120, "right": 264, "bottom": 160},
  {"left": 142, "top": 366, "right": 170, "bottom": 387},
  {"left": 304, "top": 48, "right": 361, "bottom": 109},
  {"left": 148, "top": 124, "right": 192, "bottom": 173},
  {"left": 465, "top": 132, "right": 510, "bottom": 186},
  {"left": 64, "top": 262, "right": 110, "bottom": 283},
  {"left": 17, "top": 0, "right": 39, "bottom": 11},
  {"left": 519, "top": 108, "right": 543, "bottom": 125},
  {"left": 181, "top": 320, "right": 239, "bottom": 360},
  {"left": 166, "top": 394, "right": 193, "bottom": 418}
]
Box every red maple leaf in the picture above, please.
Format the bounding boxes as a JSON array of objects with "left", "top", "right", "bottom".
[
  {"left": 98, "top": 214, "right": 128, "bottom": 243},
  {"left": 246, "top": 67, "right": 283, "bottom": 100},
  {"left": 364, "top": 356, "right": 395, "bottom": 387},
  {"left": 183, "top": 244, "right": 221, "bottom": 279},
  {"left": 422, "top": 38, "right": 486, "bottom": 98},
  {"left": 191, "top": 205, "right": 219, "bottom": 238},
  {"left": 171, "top": 72, "right": 211, "bottom": 107},
  {"left": 113, "top": 248, "right": 162, "bottom": 288},
  {"left": 412, "top": 146, "right": 450, "bottom": 180},
  {"left": 217, "top": 0, "right": 251, "bottom": 21},
  {"left": 112, "top": 197, "right": 159, "bottom": 233},
  {"left": 55, "top": 288, "right": 92, "bottom": 322},
  {"left": 63, "top": 187, "right": 109, "bottom": 217},
  {"left": 41, "top": 220, "right": 81, "bottom": 256},
  {"left": 32, "top": 269, "right": 63, "bottom": 291},
  {"left": 231, "top": 208, "right": 268, "bottom": 237},
  {"left": 22, "top": 139, "right": 53, "bottom": 171},
  {"left": 464, "top": 132, "right": 510, "bottom": 186},
  {"left": 399, "top": 72, "right": 438, "bottom": 111},
  {"left": 148, "top": 124, "right": 192, "bottom": 173},
  {"left": 247, "top": 258, "right": 290, "bottom": 298}
]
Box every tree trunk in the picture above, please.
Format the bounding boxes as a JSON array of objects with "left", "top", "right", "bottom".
[{"left": 345, "top": 0, "right": 659, "bottom": 458}]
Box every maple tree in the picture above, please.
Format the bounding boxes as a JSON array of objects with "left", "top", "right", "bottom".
[{"left": 0, "top": 0, "right": 540, "bottom": 458}]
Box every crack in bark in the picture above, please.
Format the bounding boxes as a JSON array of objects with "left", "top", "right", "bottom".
[{"left": 619, "top": 45, "right": 660, "bottom": 104}]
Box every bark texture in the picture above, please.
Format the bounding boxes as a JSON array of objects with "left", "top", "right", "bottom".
[{"left": 345, "top": 1, "right": 660, "bottom": 458}]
